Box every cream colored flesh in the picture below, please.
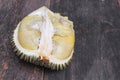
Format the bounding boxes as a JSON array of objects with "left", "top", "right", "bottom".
[{"left": 13, "top": 6, "right": 74, "bottom": 64}]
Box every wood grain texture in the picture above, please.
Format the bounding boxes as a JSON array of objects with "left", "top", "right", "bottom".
[{"left": 0, "top": 0, "right": 120, "bottom": 80}]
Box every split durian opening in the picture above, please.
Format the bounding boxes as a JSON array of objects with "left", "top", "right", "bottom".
[{"left": 16, "top": 7, "right": 74, "bottom": 61}]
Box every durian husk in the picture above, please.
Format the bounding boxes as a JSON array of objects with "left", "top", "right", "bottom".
[{"left": 12, "top": 6, "right": 75, "bottom": 70}]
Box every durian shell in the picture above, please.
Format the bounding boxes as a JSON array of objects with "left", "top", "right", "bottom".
[{"left": 12, "top": 6, "right": 74, "bottom": 70}]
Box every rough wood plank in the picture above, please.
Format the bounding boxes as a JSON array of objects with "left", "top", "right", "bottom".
[
  {"left": 44, "top": 0, "right": 120, "bottom": 80},
  {"left": 0, "top": 0, "right": 120, "bottom": 80},
  {"left": 0, "top": 0, "right": 50, "bottom": 80}
]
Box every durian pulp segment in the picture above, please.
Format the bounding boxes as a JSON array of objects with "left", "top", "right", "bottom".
[
  {"left": 49, "top": 13, "right": 74, "bottom": 60},
  {"left": 18, "top": 15, "right": 41, "bottom": 50},
  {"left": 15, "top": 6, "right": 74, "bottom": 64}
]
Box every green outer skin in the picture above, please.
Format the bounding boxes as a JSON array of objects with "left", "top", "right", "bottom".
[{"left": 12, "top": 29, "right": 73, "bottom": 70}]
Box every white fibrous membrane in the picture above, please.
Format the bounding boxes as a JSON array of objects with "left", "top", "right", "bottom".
[{"left": 37, "top": 9, "right": 54, "bottom": 59}]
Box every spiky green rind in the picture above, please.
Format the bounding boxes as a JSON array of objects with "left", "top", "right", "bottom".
[{"left": 12, "top": 31, "right": 73, "bottom": 70}]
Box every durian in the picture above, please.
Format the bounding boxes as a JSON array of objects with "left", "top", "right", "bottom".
[{"left": 13, "top": 6, "right": 75, "bottom": 70}]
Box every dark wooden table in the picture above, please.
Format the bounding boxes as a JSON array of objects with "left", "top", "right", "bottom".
[{"left": 0, "top": 0, "right": 120, "bottom": 80}]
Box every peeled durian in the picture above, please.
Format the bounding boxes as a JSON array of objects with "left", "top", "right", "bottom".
[{"left": 13, "top": 6, "right": 75, "bottom": 70}]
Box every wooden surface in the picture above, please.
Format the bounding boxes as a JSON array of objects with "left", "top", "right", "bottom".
[{"left": 0, "top": 0, "right": 120, "bottom": 80}]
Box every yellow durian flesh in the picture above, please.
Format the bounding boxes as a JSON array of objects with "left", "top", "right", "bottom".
[
  {"left": 18, "top": 15, "right": 41, "bottom": 50},
  {"left": 18, "top": 11, "right": 74, "bottom": 60},
  {"left": 51, "top": 15, "right": 74, "bottom": 60},
  {"left": 52, "top": 35, "right": 74, "bottom": 60}
]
